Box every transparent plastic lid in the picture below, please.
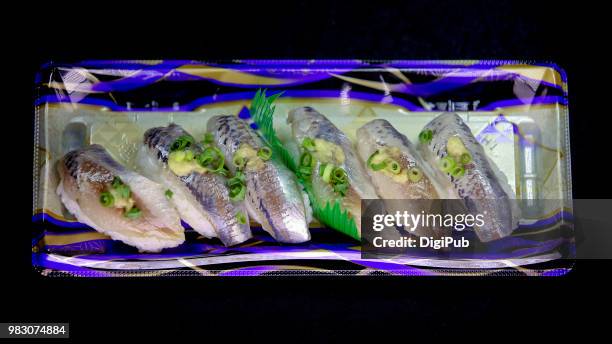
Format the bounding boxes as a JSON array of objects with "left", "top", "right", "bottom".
[{"left": 33, "top": 60, "right": 572, "bottom": 277}]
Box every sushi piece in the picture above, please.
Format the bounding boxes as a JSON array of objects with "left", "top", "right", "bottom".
[
  {"left": 207, "top": 115, "right": 311, "bottom": 243},
  {"left": 137, "top": 124, "right": 252, "bottom": 246},
  {"left": 56, "top": 144, "right": 185, "bottom": 252},
  {"left": 287, "top": 107, "right": 378, "bottom": 236},
  {"left": 357, "top": 119, "right": 443, "bottom": 199},
  {"left": 356, "top": 119, "right": 449, "bottom": 238},
  {"left": 417, "top": 112, "right": 521, "bottom": 242}
]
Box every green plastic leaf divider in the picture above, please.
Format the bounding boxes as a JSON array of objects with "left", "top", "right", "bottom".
[
  {"left": 249, "top": 89, "right": 296, "bottom": 172},
  {"left": 249, "top": 89, "right": 360, "bottom": 240}
]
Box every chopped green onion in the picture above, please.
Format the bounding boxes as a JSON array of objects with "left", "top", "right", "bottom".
[
  {"left": 165, "top": 189, "right": 173, "bottom": 199},
  {"left": 333, "top": 183, "right": 349, "bottom": 197},
  {"left": 317, "top": 163, "right": 350, "bottom": 196},
  {"left": 408, "top": 167, "right": 423, "bottom": 182},
  {"left": 299, "top": 152, "right": 312, "bottom": 167},
  {"left": 115, "top": 184, "right": 131, "bottom": 199},
  {"left": 170, "top": 135, "right": 194, "bottom": 152},
  {"left": 198, "top": 147, "right": 219, "bottom": 165},
  {"left": 228, "top": 176, "right": 243, "bottom": 185},
  {"left": 233, "top": 155, "right": 246, "bottom": 170},
  {"left": 298, "top": 165, "right": 312, "bottom": 177},
  {"left": 320, "top": 163, "right": 335, "bottom": 183},
  {"left": 366, "top": 150, "right": 379, "bottom": 166},
  {"left": 229, "top": 184, "right": 243, "bottom": 194},
  {"left": 302, "top": 137, "right": 316, "bottom": 151},
  {"left": 100, "top": 191, "right": 114, "bottom": 207},
  {"left": 193, "top": 146, "right": 226, "bottom": 172},
  {"left": 419, "top": 129, "right": 433, "bottom": 145},
  {"left": 112, "top": 176, "right": 123, "bottom": 188},
  {"left": 367, "top": 151, "right": 387, "bottom": 171},
  {"left": 229, "top": 184, "right": 246, "bottom": 201},
  {"left": 196, "top": 151, "right": 214, "bottom": 166},
  {"left": 208, "top": 147, "right": 225, "bottom": 172},
  {"left": 438, "top": 156, "right": 456, "bottom": 173},
  {"left": 124, "top": 206, "right": 142, "bottom": 219},
  {"left": 234, "top": 170, "right": 245, "bottom": 182},
  {"left": 227, "top": 172, "right": 246, "bottom": 197},
  {"left": 227, "top": 176, "right": 243, "bottom": 188},
  {"left": 203, "top": 132, "right": 214, "bottom": 145},
  {"left": 369, "top": 160, "right": 387, "bottom": 171},
  {"left": 216, "top": 167, "right": 230, "bottom": 177},
  {"left": 236, "top": 211, "right": 247, "bottom": 225},
  {"left": 460, "top": 152, "right": 472, "bottom": 165},
  {"left": 385, "top": 159, "right": 401, "bottom": 174},
  {"left": 451, "top": 166, "right": 466, "bottom": 178},
  {"left": 331, "top": 167, "right": 348, "bottom": 184},
  {"left": 257, "top": 146, "right": 272, "bottom": 160}
]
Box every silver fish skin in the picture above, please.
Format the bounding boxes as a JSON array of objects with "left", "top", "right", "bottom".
[
  {"left": 57, "top": 144, "right": 185, "bottom": 252},
  {"left": 287, "top": 107, "right": 378, "bottom": 235},
  {"left": 417, "top": 112, "right": 521, "bottom": 242},
  {"left": 357, "top": 119, "right": 442, "bottom": 199},
  {"left": 138, "top": 124, "right": 252, "bottom": 246},
  {"left": 207, "top": 115, "right": 311, "bottom": 244},
  {"left": 356, "top": 119, "right": 446, "bottom": 238}
]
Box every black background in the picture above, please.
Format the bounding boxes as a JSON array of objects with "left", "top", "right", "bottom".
[{"left": 4, "top": 0, "right": 610, "bottom": 341}]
